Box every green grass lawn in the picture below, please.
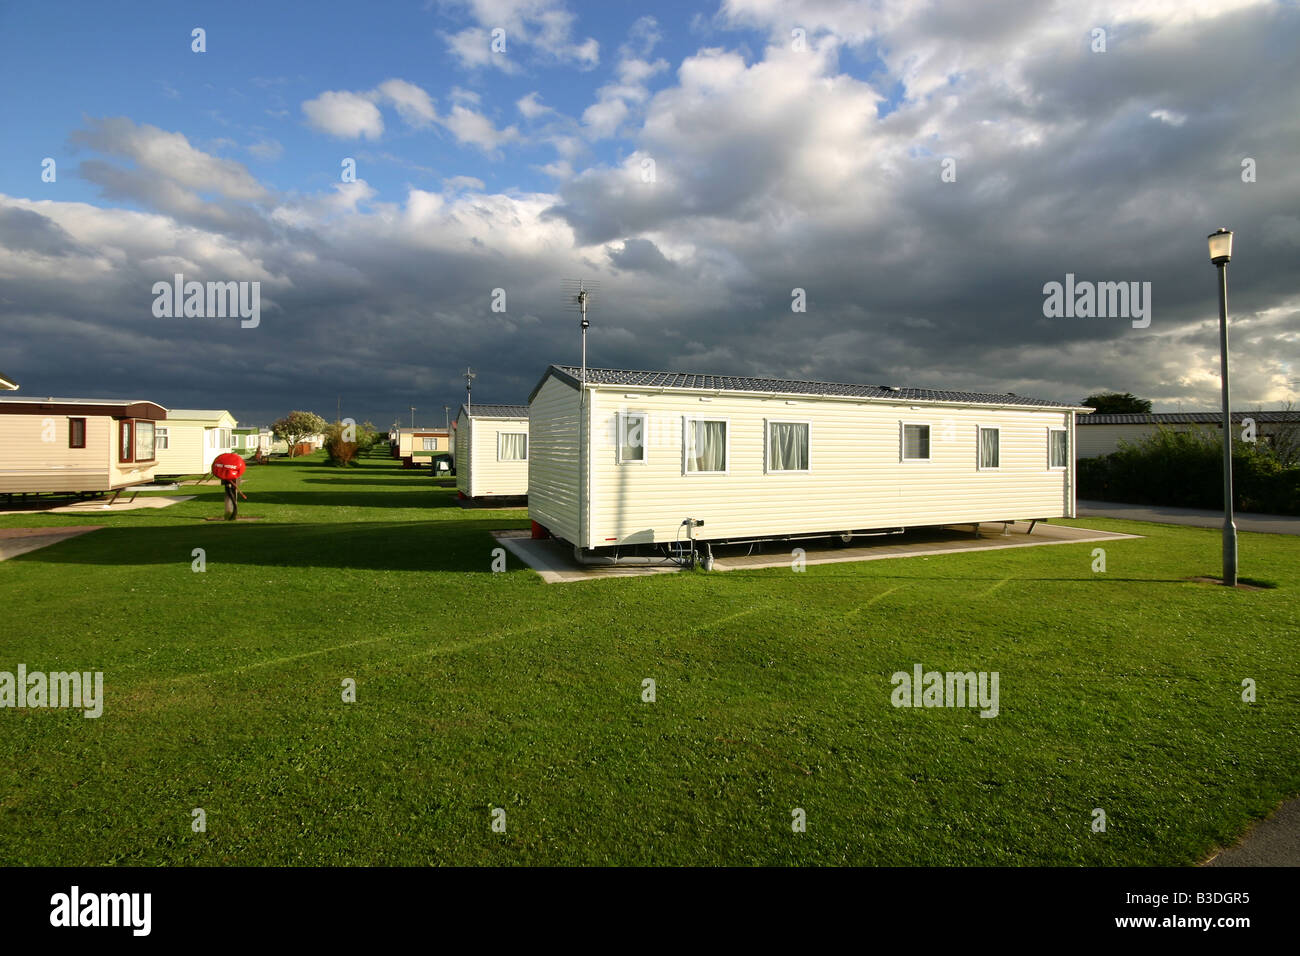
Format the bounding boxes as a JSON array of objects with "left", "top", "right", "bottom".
[{"left": 1, "top": 450, "right": 1296, "bottom": 865}]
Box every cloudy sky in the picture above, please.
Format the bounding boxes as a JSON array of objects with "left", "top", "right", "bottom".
[{"left": 1, "top": 0, "right": 1297, "bottom": 428}]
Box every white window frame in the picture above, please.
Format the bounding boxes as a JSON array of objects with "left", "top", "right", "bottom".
[
  {"left": 1047, "top": 427, "right": 1069, "bottom": 470},
  {"left": 977, "top": 425, "right": 1001, "bottom": 471},
  {"left": 156, "top": 426, "right": 169, "bottom": 451},
  {"left": 682, "top": 416, "right": 730, "bottom": 475},
  {"left": 900, "top": 421, "right": 932, "bottom": 462},
  {"left": 497, "top": 431, "right": 528, "bottom": 462},
  {"left": 617, "top": 411, "right": 648, "bottom": 465},
  {"left": 764, "top": 419, "right": 811, "bottom": 474},
  {"left": 422, "top": 437, "right": 438, "bottom": 451}
]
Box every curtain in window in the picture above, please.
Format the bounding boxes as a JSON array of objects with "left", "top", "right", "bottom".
[
  {"left": 768, "top": 422, "right": 808, "bottom": 470},
  {"left": 135, "top": 421, "right": 155, "bottom": 461},
  {"left": 979, "top": 428, "right": 1000, "bottom": 468},
  {"left": 620, "top": 414, "right": 645, "bottom": 461},
  {"left": 688, "top": 420, "right": 726, "bottom": 472},
  {"left": 904, "top": 424, "right": 929, "bottom": 459},
  {"left": 120, "top": 422, "right": 132, "bottom": 461},
  {"left": 499, "top": 433, "right": 527, "bottom": 460},
  {"left": 1050, "top": 430, "right": 1068, "bottom": 467}
]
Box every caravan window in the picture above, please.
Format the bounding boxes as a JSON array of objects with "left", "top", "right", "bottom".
[
  {"left": 423, "top": 438, "right": 438, "bottom": 450},
  {"left": 901, "top": 423, "right": 931, "bottom": 461},
  {"left": 1049, "top": 428, "right": 1069, "bottom": 469},
  {"left": 978, "top": 426, "right": 1000, "bottom": 470},
  {"left": 618, "top": 412, "right": 647, "bottom": 463},
  {"left": 498, "top": 433, "right": 528, "bottom": 461},
  {"left": 766, "top": 421, "right": 810, "bottom": 472},
  {"left": 156, "top": 427, "right": 169, "bottom": 450},
  {"left": 69, "top": 418, "right": 86, "bottom": 449},
  {"left": 119, "top": 420, "right": 134, "bottom": 462},
  {"left": 135, "top": 421, "right": 156, "bottom": 462},
  {"left": 684, "top": 419, "right": 728, "bottom": 473}
]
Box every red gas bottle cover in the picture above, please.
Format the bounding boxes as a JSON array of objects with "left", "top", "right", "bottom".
[{"left": 212, "top": 453, "right": 246, "bottom": 481}]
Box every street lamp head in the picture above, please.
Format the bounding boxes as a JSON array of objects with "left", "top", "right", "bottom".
[{"left": 1208, "top": 227, "right": 1233, "bottom": 265}]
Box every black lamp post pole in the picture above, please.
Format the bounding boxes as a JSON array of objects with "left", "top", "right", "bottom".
[{"left": 1215, "top": 259, "right": 1237, "bottom": 587}]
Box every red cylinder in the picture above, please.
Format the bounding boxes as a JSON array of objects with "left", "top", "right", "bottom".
[{"left": 212, "top": 452, "right": 246, "bottom": 481}]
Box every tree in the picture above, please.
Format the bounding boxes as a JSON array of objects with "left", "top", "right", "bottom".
[
  {"left": 272, "top": 411, "right": 327, "bottom": 458},
  {"left": 1082, "top": 392, "right": 1152, "bottom": 414}
]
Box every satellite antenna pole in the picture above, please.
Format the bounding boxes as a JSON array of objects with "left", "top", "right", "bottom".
[
  {"left": 561, "top": 278, "right": 600, "bottom": 554},
  {"left": 465, "top": 366, "right": 476, "bottom": 415},
  {"left": 409, "top": 406, "right": 417, "bottom": 429},
  {"left": 578, "top": 282, "right": 589, "bottom": 388}
]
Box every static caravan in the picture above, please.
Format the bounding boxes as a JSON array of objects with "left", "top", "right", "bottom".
[
  {"left": 153, "top": 409, "right": 237, "bottom": 476},
  {"left": 455, "top": 404, "right": 529, "bottom": 502},
  {"left": 232, "top": 427, "right": 273, "bottom": 456},
  {"left": 1077, "top": 411, "right": 1300, "bottom": 458},
  {"left": 0, "top": 396, "right": 167, "bottom": 496},
  {"left": 527, "top": 365, "right": 1090, "bottom": 554},
  {"left": 395, "top": 427, "right": 451, "bottom": 468}
]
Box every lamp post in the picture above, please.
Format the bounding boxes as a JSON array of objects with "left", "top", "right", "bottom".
[{"left": 1208, "top": 228, "right": 1237, "bottom": 587}]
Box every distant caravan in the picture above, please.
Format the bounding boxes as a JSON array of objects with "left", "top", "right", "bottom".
[{"left": 455, "top": 404, "right": 529, "bottom": 506}]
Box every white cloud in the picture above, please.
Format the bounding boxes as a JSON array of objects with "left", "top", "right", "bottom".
[
  {"left": 517, "top": 91, "right": 553, "bottom": 119},
  {"left": 376, "top": 79, "right": 437, "bottom": 127},
  {"left": 71, "top": 117, "right": 269, "bottom": 203},
  {"left": 442, "top": 0, "right": 599, "bottom": 70},
  {"left": 302, "top": 90, "right": 385, "bottom": 139},
  {"left": 440, "top": 105, "right": 520, "bottom": 152},
  {"left": 444, "top": 175, "right": 486, "bottom": 191}
]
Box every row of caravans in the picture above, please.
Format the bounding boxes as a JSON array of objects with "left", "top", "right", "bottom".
[{"left": 0, "top": 398, "right": 245, "bottom": 497}]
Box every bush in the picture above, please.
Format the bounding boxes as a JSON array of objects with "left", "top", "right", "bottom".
[
  {"left": 1078, "top": 426, "right": 1300, "bottom": 514},
  {"left": 324, "top": 422, "right": 359, "bottom": 466}
]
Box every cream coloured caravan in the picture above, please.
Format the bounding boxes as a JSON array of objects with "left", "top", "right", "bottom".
[
  {"left": 0, "top": 396, "right": 167, "bottom": 495},
  {"left": 455, "top": 404, "right": 529, "bottom": 501},
  {"left": 528, "top": 365, "right": 1090, "bottom": 552},
  {"left": 153, "top": 409, "right": 237, "bottom": 476}
]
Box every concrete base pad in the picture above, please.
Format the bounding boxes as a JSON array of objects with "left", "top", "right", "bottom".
[
  {"left": 0, "top": 526, "right": 103, "bottom": 561},
  {"left": 495, "top": 522, "right": 1142, "bottom": 583},
  {"left": 0, "top": 495, "right": 195, "bottom": 515}
]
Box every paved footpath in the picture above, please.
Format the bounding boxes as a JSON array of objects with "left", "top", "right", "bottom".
[
  {"left": 1204, "top": 798, "right": 1300, "bottom": 866},
  {"left": 1077, "top": 501, "right": 1300, "bottom": 536}
]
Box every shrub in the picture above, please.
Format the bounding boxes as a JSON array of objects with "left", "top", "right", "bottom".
[{"left": 1078, "top": 425, "right": 1300, "bottom": 514}]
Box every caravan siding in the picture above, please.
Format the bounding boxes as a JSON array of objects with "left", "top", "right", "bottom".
[
  {"left": 154, "top": 424, "right": 207, "bottom": 475},
  {"left": 468, "top": 418, "right": 529, "bottom": 497},
  {"left": 0, "top": 414, "right": 112, "bottom": 493},
  {"left": 527, "top": 377, "right": 582, "bottom": 541},
  {"left": 455, "top": 412, "right": 471, "bottom": 496},
  {"left": 583, "top": 389, "right": 1075, "bottom": 547}
]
